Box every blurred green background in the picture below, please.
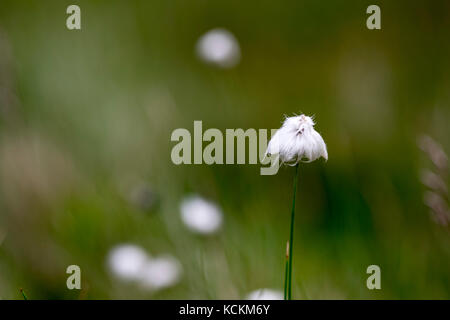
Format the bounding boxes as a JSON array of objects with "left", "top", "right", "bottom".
[{"left": 0, "top": 0, "right": 449, "bottom": 299}]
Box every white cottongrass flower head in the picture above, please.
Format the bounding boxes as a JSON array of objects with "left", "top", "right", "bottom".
[
  {"left": 180, "top": 195, "right": 223, "bottom": 235},
  {"left": 107, "top": 244, "right": 181, "bottom": 291},
  {"left": 266, "top": 114, "right": 328, "bottom": 165},
  {"left": 107, "top": 244, "right": 149, "bottom": 281},
  {"left": 246, "top": 289, "right": 283, "bottom": 300},
  {"left": 196, "top": 28, "right": 241, "bottom": 68}
]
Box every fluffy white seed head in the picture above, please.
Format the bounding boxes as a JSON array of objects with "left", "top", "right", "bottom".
[{"left": 266, "top": 114, "right": 328, "bottom": 165}]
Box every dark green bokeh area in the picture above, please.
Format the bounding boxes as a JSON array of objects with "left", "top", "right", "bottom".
[{"left": 0, "top": 0, "right": 449, "bottom": 299}]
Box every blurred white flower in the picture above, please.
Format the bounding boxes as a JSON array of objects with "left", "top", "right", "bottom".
[
  {"left": 246, "top": 289, "right": 283, "bottom": 300},
  {"left": 107, "top": 244, "right": 182, "bottom": 291},
  {"left": 196, "top": 28, "right": 241, "bottom": 68},
  {"left": 107, "top": 244, "right": 149, "bottom": 281},
  {"left": 180, "top": 195, "right": 223, "bottom": 234},
  {"left": 138, "top": 255, "right": 182, "bottom": 290},
  {"left": 266, "top": 114, "right": 328, "bottom": 165}
]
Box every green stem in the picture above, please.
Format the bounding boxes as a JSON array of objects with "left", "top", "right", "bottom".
[{"left": 287, "top": 163, "right": 299, "bottom": 300}]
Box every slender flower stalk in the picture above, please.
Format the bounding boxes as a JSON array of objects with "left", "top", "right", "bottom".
[
  {"left": 20, "top": 288, "right": 28, "bottom": 300},
  {"left": 283, "top": 242, "right": 289, "bottom": 299},
  {"left": 287, "top": 163, "right": 299, "bottom": 299},
  {"left": 266, "top": 114, "right": 327, "bottom": 300}
]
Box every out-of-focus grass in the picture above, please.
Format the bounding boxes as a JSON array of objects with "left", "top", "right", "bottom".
[{"left": 0, "top": 0, "right": 449, "bottom": 299}]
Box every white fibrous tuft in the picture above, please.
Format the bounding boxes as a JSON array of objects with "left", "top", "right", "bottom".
[{"left": 266, "top": 114, "right": 328, "bottom": 165}]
